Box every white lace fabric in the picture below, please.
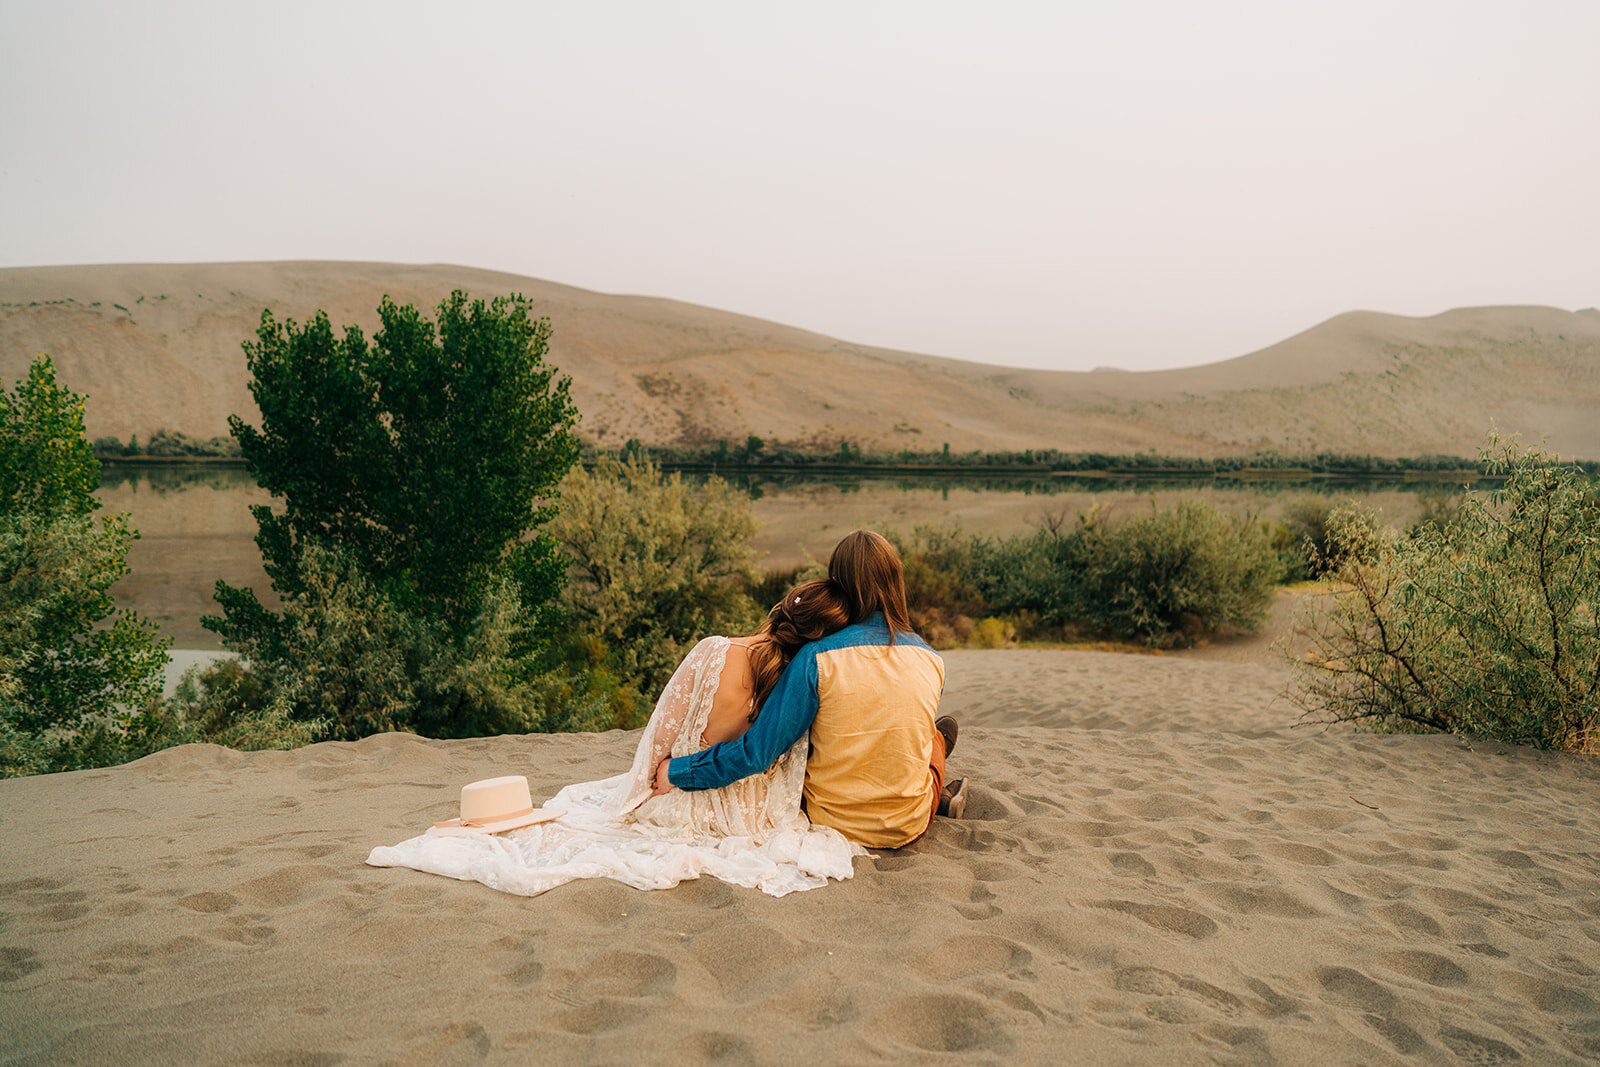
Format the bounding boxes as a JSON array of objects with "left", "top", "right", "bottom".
[{"left": 366, "top": 636, "right": 865, "bottom": 897}]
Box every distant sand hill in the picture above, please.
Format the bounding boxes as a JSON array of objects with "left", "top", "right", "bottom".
[{"left": 2, "top": 262, "right": 1597, "bottom": 458}]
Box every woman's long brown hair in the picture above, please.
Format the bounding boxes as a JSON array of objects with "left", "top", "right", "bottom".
[
  {"left": 747, "top": 578, "right": 850, "bottom": 721},
  {"left": 827, "top": 529, "right": 911, "bottom": 638}
]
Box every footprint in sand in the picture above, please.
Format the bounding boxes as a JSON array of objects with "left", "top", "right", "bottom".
[
  {"left": 1091, "top": 899, "right": 1219, "bottom": 940},
  {"left": 549, "top": 998, "right": 638, "bottom": 1036},
  {"left": 1316, "top": 967, "right": 1436, "bottom": 1055},
  {"left": 552, "top": 880, "right": 639, "bottom": 927},
  {"left": 0, "top": 946, "right": 42, "bottom": 982},
  {"left": 1439, "top": 1023, "right": 1523, "bottom": 1063},
  {"left": 970, "top": 859, "right": 1026, "bottom": 883},
  {"left": 177, "top": 891, "right": 237, "bottom": 913},
  {"left": 689, "top": 922, "right": 800, "bottom": 1003},
  {"left": 675, "top": 1031, "right": 757, "bottom": 1067},
  {"left": 1378, "top": 949, "right": 1469, "bottom": 987},
  {"left": 1317, "top": 966, "right": 1396, "bottom": 1013},
  {"left": 872, "top": 992, "right": 1013, "bottom": 1055},
  {"left": 953, "top": 880, "right": 1002, "bottom": 921},
  {"left": 1497, "top": 971, "right": 1600, "bottom": 1016},
  {"left": 100, "top": 899, "right": 145, "bottom": 918},
  {"left": 1460, "top": 941, "right": 1510, "bottom": 958},
  {"left": 1196, "top": 881, "right": 1323, "bottom": 919},
  {"left": 231, "top": 864, "right": 344, "bottom": 908},
  {"left": 571, "top": 950, "right": 677, "bottom": 999},
  {"left": 1259, "top": 842, "right": 1337, "bottom": 867},
  {"left": 1373, "top": 901, "right": 1446, "bottom": 938},
  {"left": 916, "top": 933, "right": 1032, "bottom": 981},
  {"left": 395, "top": 1021, "right": 492, "bottom": 1062},
  {"left": 1111, "top": 966, "right": 1246, "bottom": 1020},
  {"left": 1108, "top": 851, "right": 1157, "bottom": 877}
]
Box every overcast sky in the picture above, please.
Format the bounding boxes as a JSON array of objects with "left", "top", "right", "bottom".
[{"left": 1, "top": 1, "right": 1595, "bottom": 371}]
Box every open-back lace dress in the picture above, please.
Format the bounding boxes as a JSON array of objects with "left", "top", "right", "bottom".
[{"left": 366, "top": 636, "right": 864, "bottom": 897}]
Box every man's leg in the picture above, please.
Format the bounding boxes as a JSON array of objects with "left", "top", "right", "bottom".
[
  {"left": 934, "top": 715, "right": 966, "bottom": 818},
  {"left": 909, "top": 732, "right": 948, "bottom": 843}
]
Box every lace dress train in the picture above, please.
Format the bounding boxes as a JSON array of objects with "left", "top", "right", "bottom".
[{"left": 366, "top": 637, "right": 863, "bottom": 897}]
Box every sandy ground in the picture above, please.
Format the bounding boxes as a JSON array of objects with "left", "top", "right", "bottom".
[{"left": 5, "top": 647, "right": 1600, "bottom": 1064}]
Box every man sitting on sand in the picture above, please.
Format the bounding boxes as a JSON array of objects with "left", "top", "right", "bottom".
[{"left": 653, "top": 529, "right": 965, "bottom": 848}]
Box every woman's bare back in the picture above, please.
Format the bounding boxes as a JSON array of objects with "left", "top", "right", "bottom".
[{"left": 699, "top": 638, "right": 760, "bottom": 747}]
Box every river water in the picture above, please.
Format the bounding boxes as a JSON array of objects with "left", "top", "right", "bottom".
[{"left": 100, "top": 465, "right": 1466, "bottom": 649}]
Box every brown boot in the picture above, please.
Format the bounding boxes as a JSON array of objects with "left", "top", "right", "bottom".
[
  {"left": 937, "top": 778, "right": 968, "bottom": 818},
  {"left": 935, "top": 715, "right": 959, "bottom": 757}
]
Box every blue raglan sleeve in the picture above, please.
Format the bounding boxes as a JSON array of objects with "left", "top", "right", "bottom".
[{"left": 666, "top": 646, "right": 820, "bottom": 791}]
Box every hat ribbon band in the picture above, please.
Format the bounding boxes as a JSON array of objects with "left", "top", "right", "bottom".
[{"left": 433, "top": 805, "right": 536, "bottom": 829}]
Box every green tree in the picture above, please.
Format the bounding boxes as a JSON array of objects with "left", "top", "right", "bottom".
[
  {"left": 205, "top": 291, "right": 580, "bottom": 734},
  {"left": 0, "top": 356, "right": 169, "bottom": 776},
  {"left": 551, "top": 454, "right": 760, "bottom": 691}
]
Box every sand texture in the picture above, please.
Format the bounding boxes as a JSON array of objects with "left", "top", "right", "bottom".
[
  {"left": 5, "top": 262, "right": 1600, "bottom": 459},
  {"left": 5, "top": 650, "right": 1600, "bottom": 1064}
]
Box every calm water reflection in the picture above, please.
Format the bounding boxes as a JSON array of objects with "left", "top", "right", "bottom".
[{"left": 100, "top": 464, "right": 1478, "bottom": 649}]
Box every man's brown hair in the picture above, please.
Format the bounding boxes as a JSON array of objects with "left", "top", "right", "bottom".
[{"left": 828, "top": 530, "right": 911, "bottom": 637}]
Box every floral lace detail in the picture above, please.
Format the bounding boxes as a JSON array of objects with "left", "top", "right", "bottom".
[
  {"left": 366, "top": 635, "right": 862, "bottom": 898},
  {"left": 610, "top": 636, "right": 811, "bottom": 840}
]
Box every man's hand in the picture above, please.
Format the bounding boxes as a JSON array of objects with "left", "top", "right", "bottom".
[{"left": 650, "top": 756, "right": 674, "bottom": 796}]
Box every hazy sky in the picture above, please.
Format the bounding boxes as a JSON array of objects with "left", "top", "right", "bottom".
[{"left": 2, "top": 1, "right": 1595, "bottom": 371}]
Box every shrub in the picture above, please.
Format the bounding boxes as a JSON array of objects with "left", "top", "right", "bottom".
[
  {"left": 1294, "top": 441, "right": 1599, "bottom": 752},
  {"left": 141, "top": 544, "right": 630, "bottom": 747},
  {"left": 976, "top": 526, "right": 1080, "bottom": 628},
  {"left": 1280, "top": 496, "right": 1384, "bottom": 578},
  {"left": 552, "top": 455, "right": 761, "bottom": 692},
  {"left": 125, "top": 658, "right": 324, "bottom": 755},
  {"left": 1408, "top": 486, "right": 1465, "bottom": 537},
  {"left": 1070, "top": 499, "right": 1283, "bottom": 646},
  {"left": 0, "top": 357, "right": 169, "bottom": 777},
  {"left": 233, "top": 542, "right": 621, "bottom": 739},
  {"left": 968, "top": 617, "right": 1016, "bottom": 649},
  {"left": 898, "top": 524, "right": 988, "bottom": 620}
]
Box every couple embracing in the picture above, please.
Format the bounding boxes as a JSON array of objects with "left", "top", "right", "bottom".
[{"left": 369, "top": 530, "right": 965, "bottom": 897}]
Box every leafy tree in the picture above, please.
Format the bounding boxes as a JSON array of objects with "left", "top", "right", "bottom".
[
  {"left": 205, "top": 291, "right": 580, "bottom": 734},
  {"left": 0, "top": 357, "right": 99, "bottom": 516},
  {"left": 1294, "top": 440, "right": 1600, "bottom": 752},
  {"left": 552, "top": 454, "right": 760, "bottom": 691},
  {"left": 0, "top": 356, "right": 169, "bottom": 776}
]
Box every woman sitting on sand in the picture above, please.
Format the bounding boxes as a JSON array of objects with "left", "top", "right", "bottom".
[{"left": 368, "top": 579, "right": 864, "bottom": 897}]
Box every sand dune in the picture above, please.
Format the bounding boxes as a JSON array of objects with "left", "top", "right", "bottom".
[
  {"left": 4, "top": 650, "right": 1599, "bottom": 1063},
  {"left": 3, "top": 262, "right": 1598, "bottom": 459}
]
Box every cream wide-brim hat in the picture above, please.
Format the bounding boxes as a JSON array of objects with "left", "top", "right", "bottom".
[{"left": 428, "top": 775, "right": 560, "bottom": 836}]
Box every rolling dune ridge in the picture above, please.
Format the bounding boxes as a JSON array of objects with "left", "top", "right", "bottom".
[{"left": 3, "top": 262, "right": 1597, "bottom": 458}]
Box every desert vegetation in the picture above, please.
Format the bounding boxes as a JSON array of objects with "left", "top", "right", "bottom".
[
  {"left": 5, "top": 293, "right": 1597, "bottom": 776},
  {"left": 619, "top": 439, "right": 1523, "bottom": 477},
  {"left": 0, "top": 357, "right": 170, "bottom": 775},
  {"left": 879, "top": 502, "right": 1285, "bottom": 650},
  {"left": 1293, "top": 440, "right": 1599, "bottom": 753},
  {"left": 93, "top": 428, "right": 242, "bottom": 458}
]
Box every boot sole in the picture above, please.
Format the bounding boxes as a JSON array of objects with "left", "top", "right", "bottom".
[{"left": 942, "top": 778, "right": 968, "bottom": 819}]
